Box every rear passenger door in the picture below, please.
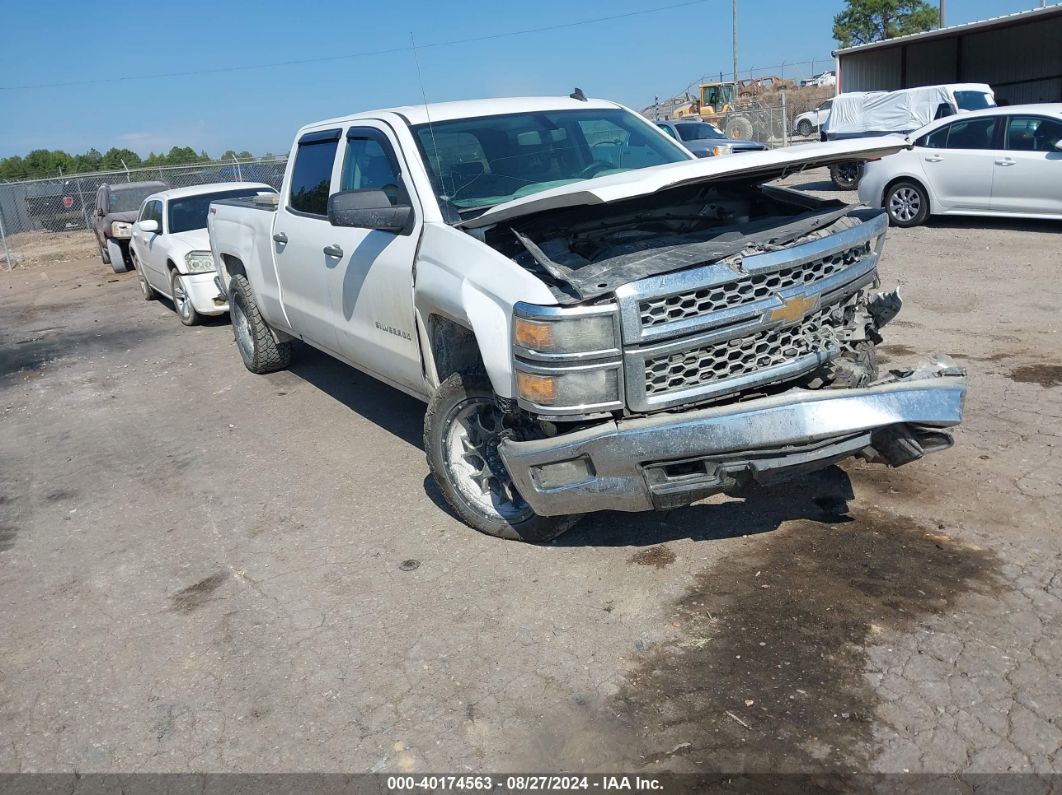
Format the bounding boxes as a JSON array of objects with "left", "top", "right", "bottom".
[
  {"left": 991, "top": 115, "right": 1062, "bottom": 215},
  {"left": 271, "top": 129, "right": 343, "bottom": 352},
  {"left": 918, "top": 116, "right": 999, "bottom": 212}
]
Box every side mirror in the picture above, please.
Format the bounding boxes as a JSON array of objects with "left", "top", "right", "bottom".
[
  {"left": 137, "top": 220, "right": 159, "bottom": 234},
  {"left": 1054, "top": 140, "right": 1062, "bottom": 152},
  {"left": 327, "top": 190, "right": 413, "bottom": 233}
]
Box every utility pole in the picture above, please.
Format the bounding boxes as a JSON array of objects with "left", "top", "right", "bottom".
[
  {"left": 939, "top": 0, "right": 945, "bottom": 28},
  {"left": 732, "top": 0, "right": 739, "bottom": 84}
]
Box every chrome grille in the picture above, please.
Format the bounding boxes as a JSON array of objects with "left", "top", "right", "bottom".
[
  {"left": 643, "top": 305, "right": 841, "bottom": 396},
  {"left": 639, "top": 243, "right": 869, "bottom": 329}
]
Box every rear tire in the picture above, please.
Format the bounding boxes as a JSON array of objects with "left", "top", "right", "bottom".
[
  {"left": 724, "top": 116, "right": 754, "bottom": 141},
  {"left": 107, "top": 239, "right": 129, "bottom": 273},
  {"left": 884, "top": 180, "right": 930, "bottom": 227},
  {"left": 424, "top": 371, "right": 581, "bottom": 542},
  {"left": 228, "top": 273, "right": 291, "bottom": 373},
  {"left": 829, "top": 162, "right": 864, "bottom": 190}
]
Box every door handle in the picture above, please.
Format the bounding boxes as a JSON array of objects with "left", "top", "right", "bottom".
[
  {"left": 924, "top": 156, "right": 943, "bottom": 162},
  {"left": 994, "top": 159, "right": 1015, "bottom": 166},
  {"left": 272, "top": 232, "right": 288, "bottom": 244},
  {"left": 323, "top": 244, "right": 343, "bottom": 258}
]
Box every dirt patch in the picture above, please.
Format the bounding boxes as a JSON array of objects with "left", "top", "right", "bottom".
[
  {"left": 0, "top": 525, "right": 16, "bottom": 553},
  {"left": 1008, "top": 364, "right": 1062, "bottom": 388},
  {"left": 172, "top": 571, "right": 228, "bottom": 613},
  {"left": 611, "top": 509, "right": 999, "bottom": 774},
  {"left": 1, "top": 231, "right": 98, "bottom": 268},
  {"left": 629, "top": 545, "right": 677, "bottom": 569}
]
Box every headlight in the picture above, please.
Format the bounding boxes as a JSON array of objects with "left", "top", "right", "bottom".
[
  {"left": 185, "top": 251, "right": 215, "bottom": 273},
  {"left": 512, "top": 305, "right": 618, "bottom": 358},
  {"left": 111, "top": 221, "right": 133, "bottom": 238},
  {"left": 516, "top": 366, "right": 620, "bottom": 409}
]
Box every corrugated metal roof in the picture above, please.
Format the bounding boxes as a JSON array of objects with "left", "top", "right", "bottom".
[{"left": 833, "top": 3, "right": 1062, "bottom": 57}]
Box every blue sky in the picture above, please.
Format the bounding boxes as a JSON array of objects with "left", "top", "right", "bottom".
[{"left": 0, "top": 0, "right": 1045, "bottom": 158}]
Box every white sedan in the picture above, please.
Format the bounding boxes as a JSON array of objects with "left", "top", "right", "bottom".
[
  {"left": 129, "top": 183, "right": 276, "bottom": 325},
  {"left": 858, "top": 104, "right": 1062, "bottom": 227}
]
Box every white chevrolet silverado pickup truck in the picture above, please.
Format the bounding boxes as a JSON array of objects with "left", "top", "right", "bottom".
[{"left": 208, "top": 96, "right": 966, "bottom": 542}]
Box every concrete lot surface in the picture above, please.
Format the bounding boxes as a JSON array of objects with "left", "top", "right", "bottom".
[{"left": 1, "top": 170, "right": 1059, "bottom": 776}]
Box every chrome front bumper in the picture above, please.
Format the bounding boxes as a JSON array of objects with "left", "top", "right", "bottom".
[{"left": 499, "top": 358, "right": 966, "bottom": 517}]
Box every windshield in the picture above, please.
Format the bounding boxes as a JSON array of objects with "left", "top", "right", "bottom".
[
  {"left": 954, "top": 91, "right": 995, "bottom": 111},
  {"left": 411, "top": 108, "right": 690, "bottom": 213},
  {"left": 674, "top": 123, "right": 727, "bottom": 141},
  {"left": 167, "top": 187, "right": 276, "bottom": 234},
  {"left": 109, "top": 186, "right": 162, "bottom": 213}
]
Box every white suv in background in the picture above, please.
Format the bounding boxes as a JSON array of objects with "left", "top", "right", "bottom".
[
  {"left": 129, "top": 183, "right": 277, "bottom": 325},
  {"left": 858, "top": 104, "right": 1062, "bottom": 227},
  {"left": 794, "top": 99, "right": 833, "bottom": 137}
]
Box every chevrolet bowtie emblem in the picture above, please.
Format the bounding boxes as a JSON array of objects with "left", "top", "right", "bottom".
[{"left": 770, "top": 294, "right": 818, "bottom": 323}]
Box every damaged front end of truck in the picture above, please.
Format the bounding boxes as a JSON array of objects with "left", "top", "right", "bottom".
[{"left": 458, "top": 140, "right": 966, "bottom": 517}]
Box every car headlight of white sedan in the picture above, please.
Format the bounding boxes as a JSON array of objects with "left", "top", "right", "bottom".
[
  {"left": 184, "top": 251, "right": 216, "bottom": 273},
  {"left": 110, "top": 221, "right": 133, "bottom": 238}
]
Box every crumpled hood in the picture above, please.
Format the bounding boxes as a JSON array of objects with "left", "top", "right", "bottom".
[{"left": 459, "top": 137, "right": 907, "bottom": 230}]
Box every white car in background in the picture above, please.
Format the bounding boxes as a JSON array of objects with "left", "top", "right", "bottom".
[
  {"left": 793, "top": 98, "right": 833, "bottom": 137},
  {"left": 858, "top": 104, "right": 1062, "bottom": 227},
  {"left": 129, "top": 183, "right": 276, "bottom": 325}
]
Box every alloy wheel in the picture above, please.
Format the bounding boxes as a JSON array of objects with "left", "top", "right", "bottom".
[
  {"left": 889, "top": 186, "right": 922, "bottom": 222},
  {"left": 443, "top": 399, "right": 533, "bottom": 523}
]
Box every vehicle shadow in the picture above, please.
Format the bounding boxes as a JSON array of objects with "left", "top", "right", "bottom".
[
  {"left": 924, "top": 216, "right": 1061, "bottom": 235},
  {"left": 782, "top": 178, "right": 839, "bottom": 193},
  {"left": 283, "top": 343, "right": 857, "bottom": 546},
  {"left": 556, "top": 466, "right": 855, "bottom": 547},
  {"left": 286, "top": 343, "right": 426, "bottom": 449}
]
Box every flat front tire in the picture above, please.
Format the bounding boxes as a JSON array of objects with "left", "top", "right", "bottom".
[
  {"left": 228, "top": 273, "right": 291, "bottom": 374},
  {"left": 107, "top": 239, "right": 130, "bottom": 273},
  {"left": 424, "top": 371, "right": 580, "bottom": 542},
  {"left": 885, "top": 180, "right": 929, "bottom": 227}
]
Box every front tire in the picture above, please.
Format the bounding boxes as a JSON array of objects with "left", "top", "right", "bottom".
[
  {"left": 884, "top": 180, "right": 929, "bottom": 227},
  {"left": 131, "top": 250, "right": 156, "bottom": 300},
  {"left": 228, "top": 273, "right": 291, "bottom": 373},
  {"left": 796, "top": 119, "right": 813, "bottom": 137},
  {"left": 424, "top": 371, "right": 580, "bottom": 542},
  {"left": 107, "top": 239, "right": 130, "bottom": 273},
  {"left": 170, "top": 269, "right": 202, "bottom": 326},
  {"left": 829, "top": 162, "right": 864, "bottom": 190}
]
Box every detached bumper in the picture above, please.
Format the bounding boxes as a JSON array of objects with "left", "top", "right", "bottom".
[
  {"left": 184, "top": 272, "right": 228, "bottom": 316},
  {"left": 499, "top": 358, "right": 966, "bottom": 517}
]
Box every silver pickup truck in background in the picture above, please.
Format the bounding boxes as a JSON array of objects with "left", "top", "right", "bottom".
[{"left": 207, "top": 96, "right": 966, "bottom": 542}]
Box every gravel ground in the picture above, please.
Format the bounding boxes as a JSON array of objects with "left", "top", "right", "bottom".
[{"left": 1, "top": 169, "right": 1059, "bottom": 777}]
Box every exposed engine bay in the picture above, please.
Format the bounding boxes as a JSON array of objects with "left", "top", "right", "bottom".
[{"left": 482, "top": 181, "right": 862, "bottom": 302}]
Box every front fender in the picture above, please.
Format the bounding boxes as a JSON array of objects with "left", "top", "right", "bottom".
[{"left": 413, "top": 223, "right": 557, "bottom": 399}]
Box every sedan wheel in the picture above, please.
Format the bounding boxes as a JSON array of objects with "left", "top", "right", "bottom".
[
  {"left": 170, "top": 270, "right": 201, "bottom": 326},
  {"left": 885, "top": 181, "right": 929, "bottom": 227}
]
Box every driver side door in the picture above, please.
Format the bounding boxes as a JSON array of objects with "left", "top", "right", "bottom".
[{"left": 324, "top": 124, "right": 424, "bottom": 391}]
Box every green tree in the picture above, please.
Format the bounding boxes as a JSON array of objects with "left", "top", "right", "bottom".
[
  {"left": 101, "top": 147, "right": 143, "bottom": 171},
  {"left": 833, "top": 0, "right": 938, "bottom": 48}
]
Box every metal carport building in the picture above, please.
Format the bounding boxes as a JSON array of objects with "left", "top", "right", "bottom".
[{"left": 833, "top": 4, "right": 1062, "bottom": 104}]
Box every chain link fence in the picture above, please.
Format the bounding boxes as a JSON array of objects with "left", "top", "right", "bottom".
[{"left": 0, "top": 156, "right": 287, "bottom": 269}]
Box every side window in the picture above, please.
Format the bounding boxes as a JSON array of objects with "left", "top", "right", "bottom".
[
  {"left": 137, "top": 202, "right": 151, "bottom": 222},
  {"left": 1006, "top": 116, "right": 1062, "bottom": 152},
  {"left": 289, "top": 130, "right": 340, "bottom": 216},
  {"left": 821, "top": 100, "right": 832, "bottom": 111},
  {"left": 918, "top": 125, "right": 950, "bottom": 149},
  {"left": 148, "top": 201, "right": 163, "bottom": 227},
  {"left": 657, "top": 124, "right": 678, "bottom": 139},
  {"left": 943, "top": 117, "right": 998, "bottom": 150},
  {"left": 340, "top": 130, "right": 409, "bottom": 206}
]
